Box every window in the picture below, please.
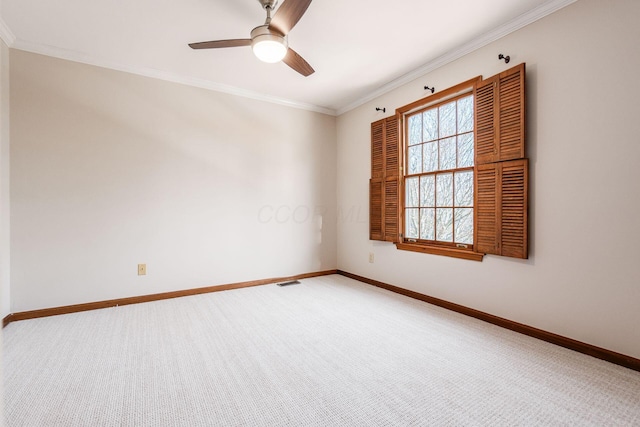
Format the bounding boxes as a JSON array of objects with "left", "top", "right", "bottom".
[
  {"left": 404, "top": 94, "right": 475, "bottom": 248},
  {"left": 369, "top": 64, "right": 528, "bottom": 261}
]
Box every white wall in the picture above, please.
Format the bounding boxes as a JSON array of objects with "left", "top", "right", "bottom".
[
  {"left": 0, "top": 39, "right": 9, "bottom": 318},
  {"left": 10, "top": 50, "right": 337, "bottom": 312},
  {"left": 337, "top": 0, "right": 640, "bottom": 359}
]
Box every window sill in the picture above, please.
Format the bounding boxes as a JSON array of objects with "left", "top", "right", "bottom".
[{"left": 396, "top": 243, "right": 484, "bottom": 261}]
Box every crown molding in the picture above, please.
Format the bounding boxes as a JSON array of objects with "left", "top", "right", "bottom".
[
  {"left": 2, "top": 0, "right": 576, "bottom": 117},
  {"left": 0, "top": 17, "right": 16, "bottom": 47},
  {"left": 335, "top": 0, "right": 577, "bottom": 115},
  {"left": 9, "top": 38, "right": 337, "bottom": 116}
]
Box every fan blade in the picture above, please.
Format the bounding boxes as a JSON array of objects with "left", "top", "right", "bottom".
[
  {"left": 269, "top": 0, "right": 312, "bottom": 36},
  {"left": 283, "top": 48, "right": 314, "bottom": 77},
  {"left": 189, "top": 39, "right": 251, "bottom": 49}
]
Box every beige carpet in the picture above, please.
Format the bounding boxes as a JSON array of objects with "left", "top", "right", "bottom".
[{"left": 3, "top": 274, "right": 640, "bottom": 426}]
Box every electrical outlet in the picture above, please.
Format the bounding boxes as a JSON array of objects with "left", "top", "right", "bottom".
[
  {"left": 138, "top": 264, "right": 146, "bottom": 276},
  {"left": 368, "top": 252, "right": 374, "bottom": 263}
]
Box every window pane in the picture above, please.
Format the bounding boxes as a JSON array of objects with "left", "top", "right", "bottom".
[
  {"left": 458, "top": 133, "right": 474, "bottom": 168},
  {"left": 402, "top": 93, "right": 475, "bottom": 247},
  {"left": 408, "top": 145, "right": 422, "bottom": 174},
  {"left": 406, "top": 177, "right": 419, "bottom": 207},
  {"left": 420, "top": 208, "right": 435, "bottom": 240},
  {"left": 406, "top": 209, "right": 419, "bottom": 239},
  {"left": 439, "top": 137, "right": 456, "bottom": 170},
  {"left": 436, "top": 208, "right": 453, "bottom": 242},
  {"left": 457, "top": 96, "right": 474, "bottom": 133},
  {"left": 455, "top": 208, "right": 473, "bottom": 244},
  {"left": 423, "top": 109, "right": 438, "bottom": 142},
  {"left": 438, "top": 101, "right": 456, "bottom": 138},
  {"left": 423, "top": 142, "right": 438, "bottom": 173},
  {"left": 436, "top": 173, "right": 453, "bottom": 207},
  {"left": 420, "top": 175, "right": 435, "bottom": 207},
  {"left": 408, "top": 114, "right": 422, "bottom": 146},
  {"left": 454, "top": 171, "right": 474, "bottom": 207}
]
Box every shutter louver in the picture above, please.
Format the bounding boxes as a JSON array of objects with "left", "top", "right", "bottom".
[
  {"left": 369, "top": 179, "right": 383, "bottom": 240},
  {"left": 371, "top": 120, "right": 384, "bottom": 179},
  {"left": 498, "top": 65, "right": 525, "bottom": 161},
  {"left": 501, "top": 160, "right": 528, "bottom": 259},
  {"left": 384, "top": 116, "right": 399, "bottom": 178},
  {"left": 384, "top": 177, "right": 399, "bottom": 242},
  {"left": 475, "top": 77, "right": 497, "bottom": 165},
  {"left": 476, "top": 165, "right": 498, "bottom": 254}
]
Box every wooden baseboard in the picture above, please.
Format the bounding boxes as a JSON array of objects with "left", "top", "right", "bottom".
[
  {"left": 3, "top": 313, "right": 14, "bottom": 328},
  {"left": 337, "top": 270, "right": 640, "bottom": 372},
  {"left": 2, "top": 269, "right": 338, "bottom": 327},
  {"left": 8, "top": 268, "right": 638, "bottom": 372}
]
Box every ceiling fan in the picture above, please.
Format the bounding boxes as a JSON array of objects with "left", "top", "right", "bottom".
[{"left": 189, "top": 0, "right": 314, "bottom": 77}]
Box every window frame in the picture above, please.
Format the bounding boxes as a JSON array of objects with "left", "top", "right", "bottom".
[{"left": 396, "top": 77, "right": 484, "bottom": 261}]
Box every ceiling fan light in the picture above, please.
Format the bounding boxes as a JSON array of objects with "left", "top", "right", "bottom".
[
  {"left": 251, "top": 34, "right": 288, "bottom": 63},
  {"left": 250, "top": 25, "right": 288, "bottom": 63}
]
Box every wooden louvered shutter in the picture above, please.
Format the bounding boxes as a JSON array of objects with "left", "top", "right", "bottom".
[
  {"left": 370, "top": 119, "right": 384, "bottom": 240},
  {"left": 370, "top": 116, "right": 400, "bottom": 242},
  {"left": 499, "top": 66, "right": 526, "bottom": 160},
  {"left": 475, "top": 63, "right": 526, "bottom": 164},
  {"left": 383, "top": 116, "right": 399, "bottom": 243},
  {"left": 475, "top": 64, "right": 528, "bottom": 259},
  {"left": 476, "top": 160, "right": 528, "bottom": 258}
]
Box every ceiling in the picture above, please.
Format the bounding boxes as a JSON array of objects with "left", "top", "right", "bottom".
[{"left": 0, "top": 0, "right": 574, "bottom": 115}]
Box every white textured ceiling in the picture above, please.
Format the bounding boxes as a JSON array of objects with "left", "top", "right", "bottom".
[{"left": 0, "top": 0, "right": 574, "bottom": 114}]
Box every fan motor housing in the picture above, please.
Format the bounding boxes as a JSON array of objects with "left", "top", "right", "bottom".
[{"left": 250, "top": 25, "right": 287, "bottom": 45}]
